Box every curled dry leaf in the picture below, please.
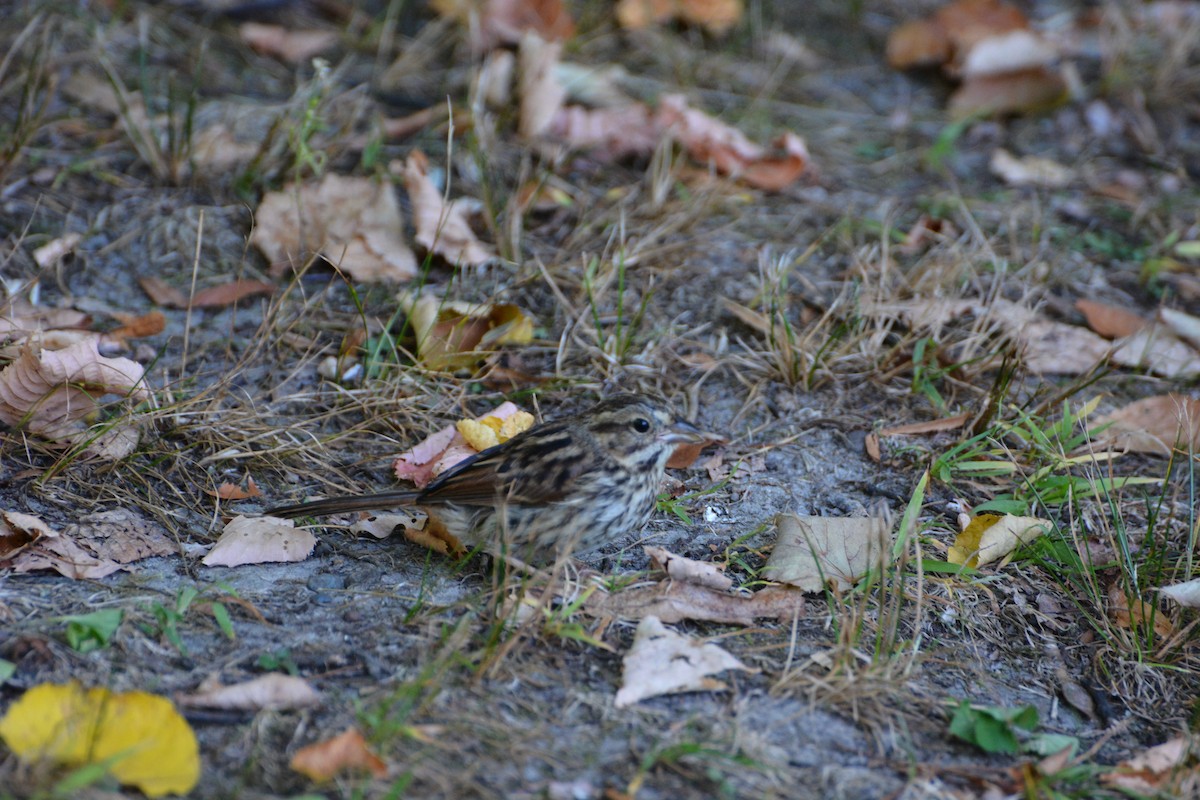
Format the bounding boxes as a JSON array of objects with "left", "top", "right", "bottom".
[
  {"left": 291, "top": 727, "right": 388, "bottom": 783},
  {"left": 614, "top": 616, "right": 752, "bottom": 708},
  {"left": 401, "top": 151, "right": 497, "bottom": 267},
  {"left": 0, "top": 335, "right": 148, "bottom": 459},
  {"left": 399, "top": 290, "right": 534, "bottom": 371},
  {"left": 178, "top": 673, "right": 322, "bottom": 711},
  {"left": 645, "top": 546, "right": 732, "bottom": 591},
  {"left": 211, "top": 476, "right": 262, "bottom": 500},
  {"left": 202, "top": 515, "right": 317, "bottom": 567},
  {"left": 1090, "top": 394, "right": 1200, "bottom": 457},
  {"left": 239, "top": 22, "right": 337, "bottom": 64},
  {"left": 1101, "top": 737, "right": 1193, "bottom": 795},
  {"left": 948, "top": 513, "right": 1049, "bottom": 568},
  {"left": 765, "top": 514, "right": 892, "bottom": 592},
  {"left": 585, "top": 577, "right": 804, "bottom": 625},
  {"left": 251, "top": 173, "right": 417, "bottom": 282},
  {"left": 394, "top": 401, "right": 527, "bottom": 487}
]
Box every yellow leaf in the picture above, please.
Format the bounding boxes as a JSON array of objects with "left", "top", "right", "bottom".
[
  {"left": 0, "top": 682, "right": 200, "bottom": 797},
  {"left": 457, "top": 418, "right": 500, "bottom": 451},
  {"left": 948, "top": 513, "right": 1049, "bottom": 568}
]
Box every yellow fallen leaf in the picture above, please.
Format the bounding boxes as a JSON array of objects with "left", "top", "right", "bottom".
[
  {"left": 457, "top": 418, "right": 500, "bottom": 451},
  {"left": 0, "top": 682, "right": 200, "bottom": 797},
  {"left": 948, "top": 513, "right": 1050, "bottom": 568}
]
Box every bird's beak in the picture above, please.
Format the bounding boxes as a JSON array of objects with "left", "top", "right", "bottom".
[{"left": 658, "top": 419, "right": 711, "bottom": 445}]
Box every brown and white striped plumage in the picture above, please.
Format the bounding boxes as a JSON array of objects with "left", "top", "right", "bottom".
[{"left": 266, "top": 394, "right": 705, "bottom": 561}]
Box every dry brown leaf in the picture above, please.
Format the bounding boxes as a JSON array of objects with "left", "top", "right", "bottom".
[
  {"left": 239, "top": 23, "right": 337, "bottom": 64},
  {"left": 584, "top": 578, "right": 803, "bottom": 625},
  {"left": 616, "top": 0, "right": 742, "bottom": 35},
  {"left": 989, "top": 148, "right": 1073, "bottom": 187},
  {"left": 202, "top": 516, "right": 317, "bottom": 567},
  {"left": 290, "top": 728, "right": 388, "bottom": 783},
  {"left": 0, "top": 300, "right": 89, "bottom": 336},
  {"left": 251, "top": 173, "right": 417, "bottom": 282},
  {"left": 0, "top": 336, "right": 148, "bottom": 459},
  {"left": 1101, "top": 737, "right": 1193, "bottom": 795},
  {"left": 108, "top": 311, "right": 166, "bottom": 341},
  {"left": 961, "top": 28, "right": 1057, "bottom": 78},
  {"left": 211, "top": 477, "right": 262, "bottom": 500},
  {"left": 880, "top": 413, "right": 971, "bottom": 436},
  {"left": 1, "top": 510, "right": 124, "bottom": 579},
  {"left": 32, "top": 234, "right": 82, "bottom": 268},
  {"left": 645, "top": 546, "right": 732, "bottom": 591},
  {"left": 401, "top": 151, "right": 497, "bottom": 267},
  {"left": 65, "top": 508, "right": 176, "bottom": 564},
  {"left": 1090, "top": 394, "right": 1200, "bottom": 457},
  {"left": 614, "top": 616, "right": 752, "bottom": 707},
  {"left": 138, "top": 277, "right": 189, "bottom": 308},
  {"left": 948, "top": 513, "right": 1049, "bottom": 568},
  {"left": 192, "top": 280, "right": 275, "bottom": 308},
  {"left": 1159, "top": 578, "right": 1200, "bottom": 608},
  {"left": 517, "top": 33, "right": 566, "bottom": 139},
  {"left": 764, "top": 514, "right": 892, "bottom": 592},
  {"left": 546, "top": 103, "right": 661, "bottom": 160},
  {"left": 1108, "top": 583, "right": 1174, "bottom": 639},
  {"left": 1075, "top": 299, "right": 1146, "bottom": 339},
  {"left": 658, "top": 94, "right": 810, "bottom": 190},
  {"left": 1158, "top": 307, "right": 1200, "bottom": 350},
  {"left": 864, "top": 432, "right": 881, "bottom": 462},
  {"left": 948, "top": 68, "right": 1067, "bottom": 118},
  {"left": 178, "top": 673, "right": 321, "bottom": 711},
  {"left": 434, "top": 0, "right": 575, "bottom": 53}
]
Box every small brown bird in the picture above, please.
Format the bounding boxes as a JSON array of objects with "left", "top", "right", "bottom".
[{"left": 266, "top": 394, "right": 708, "bottom": 562}]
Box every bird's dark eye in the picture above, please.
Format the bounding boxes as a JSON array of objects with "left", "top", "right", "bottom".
[{"left": 632, "top": 417, "right": 651, "bottom": 433}]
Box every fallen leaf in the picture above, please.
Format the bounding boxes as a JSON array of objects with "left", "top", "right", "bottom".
[
  {"left": 1159, "top": 578, "right": 1200, "bottom": 608},
  {"left": 764, "top": 514, "right": 892, "bottom": 592},
  {"left": 1090, "top": 394, "right": 1200, "bottom": 456},
  {"left": 645, "top": 546, "right": 732, "bottom": 591},
  {"left": 1108, "top": 583, "right": 1174, "bottom": 639},
  {"left": 948, "top": 68, "right": 1067, "bottom": 117},
  {"left": 211, "top": 477, "right": 262, "bottom": 500},
  {"left": 0, "top": 336, "right": 148, "bottom": 459},
  {"left": 1158, "top": 307, "right": 1200, "bottom": 351},
  {"left": 401, "top": 151, "right": 497, "bottom": 267},
  {"left": 32, "top": 233, "right": 83, "bottom": 268},
  {"left": 202, "top": 515, "right": 317, "bottom": 567},
  {"left": 349, "top": 509, "right": 425, "bottom": 539},
  {"left": 178, "top": 673, "right": 321, "bottom": 711},
  {"left": 880, "top": 413, "right": 971, "bottom": 436},
  {"left": 138, "top": 277, "right": 189, "bottom": 307},
  {"left": 0, "top": 299, "right": 89, "bottom": 336},
  {"left": 0, "top": 682, "right": 199, "bottom": 797},
  {"left": 1, "top": 510, "right": 125, "bottom": 579},
  {"left": 251, "top": 173, "right": 417, "bottom": 282},
  {"left": 65, "top": 508, "right": 176, "bottom": 564},
  {"left": 584, "top": 579, "right": 804, "bottom": 625},
  {"left": 108, "top": 310, "right": 166, "bottom": 341},
  {"left": 291, "top": 727, "right": 388, "bottom": 783},
  {"left": 1075, "top": 299, "right": 1146, "bottom": 339},
  {"left": 434, "top": 0, "right": 575, "bottom": 53},
  {"left": 393, "top": 401, "right": 526, "bottom": 487},
  {"left": 546, "top": 103, "right": 662, "bottom": 160},
  {"left": 518, "top": 32, "right": 566, "bottom": 139},
  {"left": 1101, "top": 737, "right": 1192, "bottom": 795},
  {"left": 948, "top": 513, "right": 1049, "bottom": 568},
  {"left": 239, "top": 22, "right": 337, "bottom": 64},
  {"left": 989, "top": 148, "right": 1073, "bottom": 188},
  {"left": 615, "top": 0, "right": 742, "bottom": 35},
  {"left": 614, "top": 616, "right": 752, "bottom": 707},
  {"left": 192, "top": 280, "right": 275, "bottom": 308},
  {"left": 961, "top": 28, "right": 1058, "bottom": 78},
  {"left": 400, "top": 290, "right": 533, "bottom": 371}
]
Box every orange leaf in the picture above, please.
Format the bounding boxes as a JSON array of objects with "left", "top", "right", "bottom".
[{"left": 291, "top": 728, "right": 388, "bottom": 783}]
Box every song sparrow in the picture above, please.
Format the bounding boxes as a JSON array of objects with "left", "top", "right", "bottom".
[{"left": 266, "top": 394, "right": 708, "bottom": 561}]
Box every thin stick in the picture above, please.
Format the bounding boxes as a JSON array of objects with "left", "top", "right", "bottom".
[{"left": 180, "top": 209, "right": 204, "bottom": 377}]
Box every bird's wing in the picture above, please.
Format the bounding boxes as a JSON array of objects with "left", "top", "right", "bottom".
[{"left": 419, "top": 422, "right": 593, "bottom": 507}]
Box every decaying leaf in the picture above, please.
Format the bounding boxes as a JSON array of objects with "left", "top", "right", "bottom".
[
  {"left": 645, "top": 546, "right": 732, "bottom": 591},
  {"left": 211, "top": 476, "right": 262, "bottom": 500},
  {"left": 251, "top": 173, "right": 417, "bottom": 282},
  {"left": 1075, "top": 299, "right": 1146, "bottom": 339},
  {"left": 394, "top": 401, "right": 529, "bottom": 487},
  {"left": 764, "top": 514, "right": 892, "bottom": 592},
  {"left": 1159, "top": 578, "right": 1200, "bottom": 609},
  {"left": 64, "top": 508, "right": 176, "bottom": 564},
  {"left": 615, "top": 0, "right": 743, "bottom": 35},
  {"left": 107, "top": 310, "right": 166, "bottom": 342},
  {"left": 0, "top": 509, "right": 166, "bottom": 579},
  {"left": 0, "top": 682, "right": 200, "bottom": 798},
  {"left": 1090, "top": 394, "right": 1200, "bottom": 457},
  {"left": 239, "top": 23, "right": 337, "bottom": 64},
  {"left": 291, "top": 727, "right": 388, "bottom": 783},
  {"left": 178, "top": 673, "right": 321, "bottom": 711},
  {"left": 948, "top": 513, "right": 1049, "bottom": 568},
  {"left": 399, "top": 290, "right": 534, "bottom": 371},
  {"left": 1101, "top": 737, "right": 1194, "bottom": 795},
  {"left": 0, "top": 335, "right": 148, "bottom": 459},
  {"left": 585, "top": 578, "right": 804, "bottom": 625},
  {"left": 401, "top": 151, "right": 497, "bottom": 268},
  {"left": 1108, "top": 583, "right": 1173, "bottom": 639},
  {"left": 614, "top": 616, "right": 752, "bottom": 707},
  {"left": 202, "top": 515, "right": 317, "bottom": 567},
  {"left": 433, "top": 0, "right": 575, "bottom": 53}
]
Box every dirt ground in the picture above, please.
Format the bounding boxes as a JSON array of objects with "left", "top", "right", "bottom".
[{"left": 2, "top": 0, "right": 1199, "bottom": 798}]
